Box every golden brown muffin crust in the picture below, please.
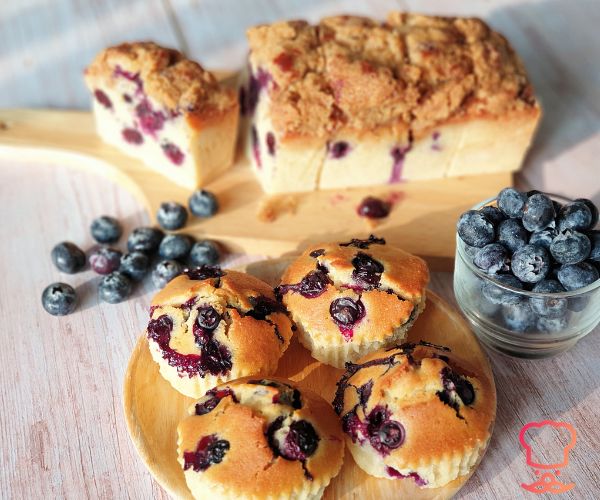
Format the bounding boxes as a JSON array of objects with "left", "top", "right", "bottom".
[
  {"left": 85, "top": 42, "right": 237, "bottom": 118},
  {"left": 246, "top": 13, "right": 538, "bottom": 138}
]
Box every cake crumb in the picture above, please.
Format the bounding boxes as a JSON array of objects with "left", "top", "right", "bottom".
[{"left": 257, "top": 194, "right": 298, "bottom": 222}]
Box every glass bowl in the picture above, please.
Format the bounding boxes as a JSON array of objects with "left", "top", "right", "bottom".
[{"left": 453, "top": 195, "right": 600, "bottom": 358}]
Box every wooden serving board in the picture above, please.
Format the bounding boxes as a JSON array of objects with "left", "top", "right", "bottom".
[
  {"left": 123, "top": 258, "right": 496, "bottom": 500},
  {"left": 0, "top": 107, "right": 510, "bottom": 271}
]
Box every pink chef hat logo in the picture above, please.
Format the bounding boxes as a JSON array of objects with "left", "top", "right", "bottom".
[{"left": 519, "top": 420, "right": 576, "bottom": 494}]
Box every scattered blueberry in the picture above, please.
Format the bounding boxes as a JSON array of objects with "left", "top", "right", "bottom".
[
  {"left": 189, "top": 240, "right": 220, "bottom": 267},
  {"left": 549, "top": 230, "right": 591, "bottom": 264},
  {"left": 98, "top": 271, "right": 132, "bottom": 304},
  {"left": 152, "top": 260, "right": 183, "bottom": 289},
  {"left": 473, "top": 243, "right": 510, "bottom": 274},
  {"left": 480, "top": 206, "right": 505, "bottom": 226},
  {"left": 89, "top": 247, "right": 122, "bottom": 275},
  {"left": 537, "top": 315, "right": 568, "bottom": 334},
  {"left": 502, "top": 301, "right": 536, "bottom": 332},
  {"left": 90, "top": 216, "right": 122, "bottom": 244},
  {"left": 497, "top": 188, "right": 527, "bottom": 218},
  {"left": 497, "top": 219, "right": 529, "bottom": 253},
  {"left": 156, "top": 202, "right": 188, "bottom": 230},
  {"left": 529, "top": 228, "right": 557, "bottom": 250},
  {"left": 51, "top": 242, "right": 86, "bottom": 274},
  {"left": 127, "top": 227, "right": 164, "bottom": 254},
  {"left": 557, "top": 201, "right": 593, "bottom": 232},
  {"left": 511, "top": 245, "right": 550, "bottom": 283},
  {"left": 557, "top": 262, "right": 599, "bottom": 291},
  {"left": 522, "top": 193, "right": 555, "bottom": 232},
  {"left": 188, "top": 189, "right": 219, "bottom": 218},
  {"left": 159, "top": 234, "right": 193, "bottom": 260},
  {"left": 481, "top": 274, "right": 524, "bottom": 305},
  {"left": 119, "top": 251, "right": 150, "bottom": 281},
  {"left": 457, "top": 210, "right": 495, "bottom": 247},
  {"left": 575, "top": 198, "right": 599, "bottom": 228},
  {"left": 530, "top": 280, "right": 567, "bottom": 318},
  {"left": 42, "top": 283, "right": 77, "bottom": 316}
]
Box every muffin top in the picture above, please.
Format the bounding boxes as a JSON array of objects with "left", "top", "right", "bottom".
[
  {"left": 332, "top": 341, "right": 495, "bottom": 484},
  {"left": 147, "top": 266, "right": 293, "bottom": 381},
  {"left": 177, "top": 377, "right": 345, "bottom": 497},
  {"left": 85, "top": 42, "right": 237, "bottom": 118},
  {"left": 277, "top": 236, "right": 429, "bottom": 346},
  {"left": 246, "top": 13, "right": 538, "bottom": 139}
]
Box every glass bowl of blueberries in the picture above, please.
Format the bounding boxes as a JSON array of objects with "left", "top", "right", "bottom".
[{"left": 454, "top": 188, "right": 600, "bottom": 358}]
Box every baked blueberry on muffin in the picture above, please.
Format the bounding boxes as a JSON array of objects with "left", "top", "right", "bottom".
[
  {"left": 333, "top": 341, "right": 495, "bottom": 488},
  {"left": 84, "top": 42, "right": 238, "bottom": 188},
  {"left": 277, "top": 236, "right": 429, "bottom": 368},
  {"left": 146, "top": 266, "right": 293, "bottom": 397},
  {"left": 177, "top": 377, "right": 344, "bottom": 499},
  {"left": 242, "top": 14, "right": 540, "bottom": 193}
]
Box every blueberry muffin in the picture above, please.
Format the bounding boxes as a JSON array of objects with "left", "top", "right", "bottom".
[
  {"left": 146, "top": 266, "right": 293, "bottom": 397},
  {"left": 333, "top": 341, "right": 495, "bottom": 488},
  {"left": 177, "top": 377, "right": 345, "bottom": 499},
  {"left": 277, "top": 236, "right": 429, "bottom": 368}
]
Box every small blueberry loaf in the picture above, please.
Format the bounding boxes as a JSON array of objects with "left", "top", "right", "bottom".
[
  {"left": 333, "top": 341, "right": 495, "bottom": 488},
  {"left": 177, "top": 377, "right": 345, "bottom": 499},
  {"left": 277, "top": 236, "right": 429, "bottom": 368},
  {"left": 85, "top": 42, "right": 238, "bottom": 188},
  {"left": 146, "top": 266, "right": 293, "bottom": 397}
]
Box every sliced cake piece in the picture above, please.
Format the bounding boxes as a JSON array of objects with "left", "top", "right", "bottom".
[
  {"left": 85, "top": 42, "right": 238, "bottom": 189},
  {"left": 241, "top": 14, "right": 541, "bottom": 193}
]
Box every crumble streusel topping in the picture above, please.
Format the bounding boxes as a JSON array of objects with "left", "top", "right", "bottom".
[
  {"left": 85, "top": 42, "right": 236, "bottom": 115},
  {"left": 247, "top": 13, "right": 538, "bottom": 138}
]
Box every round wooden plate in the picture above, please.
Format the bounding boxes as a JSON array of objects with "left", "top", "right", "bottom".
[{"left": 123, "top": 258, "right": 496, "bottom": 500}]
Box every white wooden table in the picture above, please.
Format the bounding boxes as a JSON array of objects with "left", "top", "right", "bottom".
[{"left": 1, "top": 1, "right": 599, "bottom": 499}]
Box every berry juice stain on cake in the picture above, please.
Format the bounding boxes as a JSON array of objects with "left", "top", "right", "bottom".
[{"left": 389, "top": 143, "right": 411, "bottom": 183}]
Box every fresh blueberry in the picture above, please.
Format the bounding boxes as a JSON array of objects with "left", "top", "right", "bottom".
[
  {"left": 537, "top": 315, "right": 568, "bottom": 334},
  {"left": 522, "top": 193, "right": 555, "bottom": 232},
  {"left": 127, "top": 227, "right": 164, "bottom": 254},
  {"left": 501, "top": 301, "right": 536, "bottom": 332},
  {"left": 156, "top": 202, "right": 188, "bottom": 230},
  {"left": 497, "top": 219, "right": 529, "bottom": 253},
  {"left": 89, "top": 247, "right": 122, "bottom": 275},
  {"left": 497, "top": 188, "right": 527, "bottom": 218},
  {"left": 473, "top": 243, "right": 510, "bottom": 274},
  {"left": 42, "top": 283, "right": 77, "bottom": 316},
  {"left": 98, "top": 271, "right": 132, "bottom": 304},
  {"left": 557, "top": 262, "right": 599, "bottom": 291},
  {"left": 586, "top": 230, "right": 600, "bottom": 262},
  {"left": 529, "top": 228, "right": 558, "bottom": 250},
  {"left": 51, "top": 242, "right": 86, "bottom": 274},
  {"left": 152, "top": 260, "right": 183, "bottom": 289},
  {"left": 549, "top": 230, "right": 591, "bottom": 265},
  {"left": 530, "top": 279, "right": 567, "bottom": 318},
  {"left": 464, "top": 244, "right": 479, "bottom": 259},
  {"left": 480, "top": 206, "right": 505, "bottom": 226},
  {"left": 557, "top": 201, "right": 593, "bottom": 232},
  {"left": 481, "top": 274, "right": 524, "bottom": 305},
  {"left": 189, "top": 240, "right": 220, "bottom": 267},
  {"left": 568, "top": 296, "right": 589, "bottom": 313},
  {"left": 511, "top": 244, "right": 550, "bottom": 283},
  {"left": 188, "top": 189, "right": 219, "bottom": 218},
  {"left": 159, "top": 234, "right": 193, "bottom": 260},
  {"left": 90, "top": 215, "right": 122, "bottom": 244},
  {"left": 119, "top": 251, "right": 150, "bottom": 281},
  {"left": 457, "top": 210, "right": 495, "bottom": 247},
  {"left": 575, "top": 198, "right": 599, "bottom": 228}
]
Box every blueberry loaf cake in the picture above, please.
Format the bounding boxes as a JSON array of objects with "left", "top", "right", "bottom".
[
  {"left": 333, "top": 342, "right": 495, "bottom": 488},
  {"left": 146, "top": 266, "right": 293, "bottom": 398},
  {"left": 241, "top": 14, "right": 540, "bottom": 193},
  {"left": 276, "top": 236, "right": 429, "bottom": 368},
  {"left": 85, "top": 42, "right": 238, "bottom": 189},
  {"left": 177, "top": 377, "right": 345, "bottom": 499}
]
